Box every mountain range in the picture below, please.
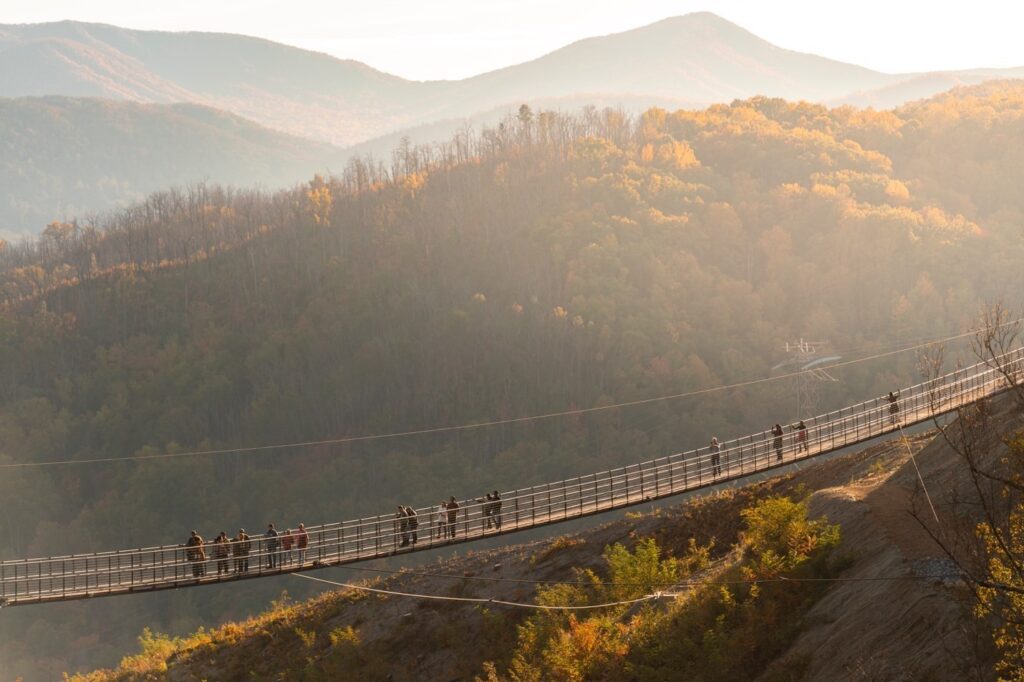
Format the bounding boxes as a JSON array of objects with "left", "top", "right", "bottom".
[
  {"left": 7, "top": 13, "right": 1024, "bottom": 147},
  {"left": 1, "top": 11, "right": 1023, "bottom": 236}
]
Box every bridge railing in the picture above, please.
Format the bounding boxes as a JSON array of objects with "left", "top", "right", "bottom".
[{"left": 2, "top": 348, "right": 1021, "bottom": 604}]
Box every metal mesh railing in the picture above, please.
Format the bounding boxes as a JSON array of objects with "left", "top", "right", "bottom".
[{"left": 2, "top": 348, "right": 1021, "bottom": 606}]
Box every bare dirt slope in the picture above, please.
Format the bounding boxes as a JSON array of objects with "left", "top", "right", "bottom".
[{"left": 767, "top": 394, "right": 1024, "bottom": 681}]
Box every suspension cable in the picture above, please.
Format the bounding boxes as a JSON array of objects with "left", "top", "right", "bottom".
[
  {"left": 2, "top": 322, "right": 1012, "bottom": 470},
  {"left": 292, "top": 573, "right": 661, "bottom": 609},
  {"left": 293, "top": 570, "right": 968, "bottom": 609}
]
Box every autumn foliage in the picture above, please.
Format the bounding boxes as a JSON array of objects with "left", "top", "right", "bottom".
[{"left": 3, "top": 83, "right": 1024, "bottom": 677}]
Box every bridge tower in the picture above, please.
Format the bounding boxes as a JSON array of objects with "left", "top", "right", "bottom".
[{"left": 782, "top": 339, "right": 839, "bottom": 418}]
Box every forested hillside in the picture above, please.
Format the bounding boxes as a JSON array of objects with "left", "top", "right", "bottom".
[
  {"left": 2, "top": 82, "right": 1024, "bottom": 678},
  {"left": 0, "top": 97, "right": 347, "bottom": 236}
]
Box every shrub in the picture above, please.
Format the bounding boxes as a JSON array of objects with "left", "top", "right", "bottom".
[{"left": 502, "top": 497, "right": 844, "bottom": 681}]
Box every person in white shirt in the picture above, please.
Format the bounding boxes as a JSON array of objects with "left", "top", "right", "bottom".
[{"left": 435, "top": 501, "right": 448, "bottom": 539}]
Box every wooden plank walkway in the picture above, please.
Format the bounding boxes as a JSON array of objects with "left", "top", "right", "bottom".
[{"left": 2, "top": 350, "right": 1021, "bottom": 607}]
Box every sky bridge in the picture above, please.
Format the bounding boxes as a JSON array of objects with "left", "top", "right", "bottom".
[{"left": 2, "top": 349, "right": 1021, "bottom": 607}]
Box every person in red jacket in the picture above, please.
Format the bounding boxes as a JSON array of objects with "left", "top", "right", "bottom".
[{"left": 281, "top": 528, "right": 295, "bottom": 565}]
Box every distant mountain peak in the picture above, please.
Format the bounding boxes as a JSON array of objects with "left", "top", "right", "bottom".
[
  {"left": 651, "top": 11, "right": 754, "bottom": 29},
  {"left": 1, "top": 13, "right": 1021, "bottom": 153}
]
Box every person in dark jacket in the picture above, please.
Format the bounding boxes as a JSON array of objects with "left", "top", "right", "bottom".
[
  {"left": 404, "top": 506, "right": 419, "bottom": 545},
  {"left": 710, "top": 437, "right": 722, "bottom": 477},
  {"left": 887, "top": 391, "right": 901, "bottom": 425},
  {"left": 772, "top": 424, "right": 784, "bottom": 461},
  {"left": 212, "top": 531, "right": 230, "bottom": 575},
  {"left": 446, "top": 496, "right": 460, "bottom": 538},
  {"left": 484, "top": 493, "right": 495, "bottom": 529},
  {"left": 490, "top": 491, "right": 502, "bottom": 530},
  {"left": 396, "top": 506, "right": 410, "bottom": 547},
  {"left": 265, "top": 523, "right": 280, "bottom": 569},
  {"left": 185, "top": 530, "right": 206, "bottom": 578},
  {"left": 233, "top": 529, "right": 251, "bottom": 573}
]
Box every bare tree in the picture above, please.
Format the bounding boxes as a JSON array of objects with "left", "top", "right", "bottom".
[{"left": 909, "top": 304, "right": 1024, "bottom": 677}]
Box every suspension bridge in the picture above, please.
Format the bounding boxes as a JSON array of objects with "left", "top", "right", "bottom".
[{"left": 2, "top": 349, "right": 1021, "bottom": 607}]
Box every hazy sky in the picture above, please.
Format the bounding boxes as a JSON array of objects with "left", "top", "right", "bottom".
[{"left": 3, "top": 1, "right": 1023, "bottom": 81}]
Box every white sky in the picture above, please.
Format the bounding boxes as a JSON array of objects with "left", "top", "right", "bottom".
[{"left": 2, "top": 0, "right": 1023, "bottom": 81}]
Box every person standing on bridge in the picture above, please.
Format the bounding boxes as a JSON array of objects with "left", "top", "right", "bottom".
[
  {"left": 234, "top": 528, "right": 251, "bottom": 573},
  {"left": 795, "top": 420, "right": 809, "bottom": 453},
  {"left": 212, "top": 531, "right": 230, "bottom": 575},
  {"left": 772, "top": 424, "right": 784, "bottom": 462},
  {"left": 185, "top": 530, "right": 206, "bottom": 578},
  {"left": 405, "top": 506, "right": 419, "bottom": 545},
  {"left": 887, "top": 391, "right": 901, "bottom": 425},
  {"left": 447, "top": 496, "right": 460, "bottom": 538},
  {"left": 282, "top": 529, "right": 295, "bottom": 565},
  {"left": 436, "top": 501, "right": 448, "bottom": 539},
  {"left": 710, "top": 437, "right": 722, "bottom": 477},
  {"left": 295, "top": 523, "right": 309, "bottom": 565},
  {"left": 491, "top": 491, "right": 502, "bottom": 530},
  {"left": 396, "top": 506, "right": 410, "bottom": 547},
  {"left": 484, "top": 493, "right": 495, "bottom": 529},
  {"left": 265, "top": 523, "right": 280, "bottom": 569}
]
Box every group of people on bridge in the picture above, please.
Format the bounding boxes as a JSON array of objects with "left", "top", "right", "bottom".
[
  {"left": 183, "top": 523, "right": 308, "bottom": 578},
  {"left": 181, "top": 490, "right": 510, "bottom": 579},
  {"left": 397, "top": 490, "right": 502, "bottom": 546},
  {"left": 177, "top": 391, "right": 911, "bottom": 578},
  {"left": 707, "top": 391, "right": 900, "bottom": 478}
]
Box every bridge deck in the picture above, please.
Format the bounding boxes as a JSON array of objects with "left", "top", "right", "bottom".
[{"left": 2, "top": 350, "right": 1021, "bottom": 606}]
